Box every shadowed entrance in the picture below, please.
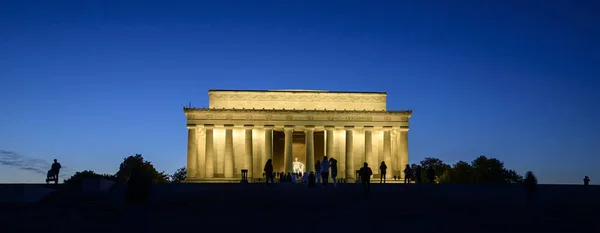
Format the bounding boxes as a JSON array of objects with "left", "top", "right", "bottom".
[{"left": 272, "top": 131, "right": 324, "bottom": 173}]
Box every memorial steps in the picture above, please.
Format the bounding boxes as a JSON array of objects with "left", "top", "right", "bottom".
[{"left": 2, "top": 183, "right": 599, "bottom": 232}]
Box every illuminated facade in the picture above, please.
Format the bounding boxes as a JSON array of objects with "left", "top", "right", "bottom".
[{"left": 183, "top": 90, "right": 411, "bottom": 182}]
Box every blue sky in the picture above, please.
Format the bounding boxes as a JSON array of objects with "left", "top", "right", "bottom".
[{"left": 1, "top": 0, "right": 598, "bottom": 184}]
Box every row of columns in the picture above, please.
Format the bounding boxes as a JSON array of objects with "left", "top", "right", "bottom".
[{"left": 187, "top": 124, "right": 408, "bottom": 180}]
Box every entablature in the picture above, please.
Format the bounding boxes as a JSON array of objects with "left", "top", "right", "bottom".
[
  {"left": 184, "top": 108, "right": 411, "bottom": 130},
  {"left": 183, "top": 108, "right": 412, "bottom": 122},
  {"left": 188, "top": 123, "right": 409, "bottom": 132}
]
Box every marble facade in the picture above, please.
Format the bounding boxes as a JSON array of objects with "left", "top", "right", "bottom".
[{"left": 184, "top": 90, "right": 411, "bottom": 182}]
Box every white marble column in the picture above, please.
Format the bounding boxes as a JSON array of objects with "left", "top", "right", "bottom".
[
  {"left": 364, "top": 126, "right": 373, "bottom": 166},
  {"left": 265, "top": 125, "right": 274, "bottom": 161},
  {"left": 383, "top": 127, "right": 392, "bottom": 176},
  {"left": 224, "top": 125, "right": 234, "bottom": 178},
  {"left": 391, "top": 129, "right": 398, "bottom": 178},
  {"left": 197, "top": 128, "right": 206, "bottom": 179},
  {"left": 399, "top": 130, "right": 409, "bottom": 179},
  {"left": 284, "top": 126, "right": 294, "bottom": 173},
  {"left": 245, "top": 125, "right": 253, "bottom": 178},
  {"left": 205, "top": 125, "right": 215, "bottom": 178},
  {"left": 186, "top": 125, "right": 198, "bottom": 179},
  {"left": 325, "top": 126, "right": 334, "bottom": 158},
  {"left": 305, "top": 126, "right": 315, "bottom": 173},
  {"left": 345, "top": 126, "right": 354, "bottom": 178}
]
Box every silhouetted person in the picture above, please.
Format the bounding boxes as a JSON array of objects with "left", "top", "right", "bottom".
[
  {"left": 264, "top": 159, "right": 274, "bottom": 185},
  {"left": 320, "top": 156, "right": 330, "bottom": 187},
  {"left": 124, "top": 167, "right": 152, "bottom": 233},
  {"left": 524, "top": 171, "right": 537, "bottom": 201},
  {"left": 286, "top": 172, "right": 292, "bottom": 182},
  {"left": 315, "top": 160, "right": 321, "bottom": 184},
  {"left": 330, "top": 158, "right": 338, "bottom": 188},
  {"left": 415, "top": 166, "right": 422, "bottom": 184},
  {"left": 302, "top": 172, "right": 309, "bottom": 187},
  {"left": 584, "top": 176, "right": 590, "bottom": 186},
  {"left": 126, "top": 167, "right": 152, "bottom": 205},
  {"left": 427, "top": 166, "right": 436, "bottom": 183},
  {"left": 359, "top": 162, "right": 373, "bottom": 196},
  {"left": 308, "top": 171, "right": 316, "bottom": 188},
  {"left": 379, "top": 161, "right": 387, "bottom": 183},
  {"left": 51, "top": 159, "right": 61, "bottom": 184},
  {"left": 403, "top": 164, "right": 412, "bottom": 184}
]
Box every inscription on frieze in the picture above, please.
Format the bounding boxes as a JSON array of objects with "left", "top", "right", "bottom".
[
  {"left": 212, "top": 93, "right": 386, "bottom": 102},
  {"left": 285, "top": 115, "right": 293, "bottom": 120},
  {"left": 225, "top": 115, "right": 233, "bottom": 120},
  {"left": 266, "top": 115, "right": 274, "bottom": 120},
  {"left": 245, "top": 115, "right": 252, "bottom": 120},
  {"left": 351, "top": 116, "right": 373, "bottom": 121},
  {"left": 205, "top": 114, "right": 213, "bottom": 119},
  {"left": 306, "top": 116, "right": 314, "bottom": 120},
  {"left": 384, "top": 116, "right": 391, "bottom": 121}
]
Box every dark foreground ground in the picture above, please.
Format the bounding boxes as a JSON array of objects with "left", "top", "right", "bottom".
[{"left": 1, "top": 183, "right": 599, "bottom": 233}]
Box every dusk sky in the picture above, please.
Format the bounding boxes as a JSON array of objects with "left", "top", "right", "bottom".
[{"left": 1, "top": 1, "right": 598, "bottom": 184}]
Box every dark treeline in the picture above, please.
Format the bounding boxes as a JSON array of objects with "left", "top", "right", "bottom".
[
  {"left": 410, "top": 155, "right": 524, "bottom": 184},
  {"left": 63, "top": 154, "right": 186, "bottom": 187},
  {"left": 64, "top": 154, "right": 523, "bottom": 186}
]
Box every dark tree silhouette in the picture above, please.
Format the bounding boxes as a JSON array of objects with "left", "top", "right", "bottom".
[
  {"left": 115, "top": 154, "right": 168, "bottom": 184},
  {"left": 471, "top": 155, "right": 510, "bottom": 184},
  {"left": 439, "top": 161, "right": 475, "bottom": 184},
  {"left": 419, "top": 157, "right": 451, "bottom": 183},
  {"left": 63, "top": 170, "right": 116, "bottom": 187},
  {"left": 171, "top": 167, "right": 187, "bottom": 183},
  {"left": 437, "top": 155, "right": 524, "bottom": 184},
  {"left": 503, "top": 169, "right": 524, "bottom": 184}
]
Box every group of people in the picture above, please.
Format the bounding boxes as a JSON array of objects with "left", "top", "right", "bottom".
[
  {"left": 263, "top": 155, "right": 340, "bottom": 188},
  {"left": 263, "top": 157, "right": 592, "bottom": 198},
  {"left": 402, "top": 164, "right": 436, "bottom": 184}
]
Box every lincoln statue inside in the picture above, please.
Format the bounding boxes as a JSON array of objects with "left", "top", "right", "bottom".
[{"left": 183, "top": 89, "right": 412, "bottom": 182}]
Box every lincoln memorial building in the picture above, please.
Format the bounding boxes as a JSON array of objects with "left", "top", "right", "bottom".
[{"left": 183, "top": 89, "right": 412, "bottom": 182}]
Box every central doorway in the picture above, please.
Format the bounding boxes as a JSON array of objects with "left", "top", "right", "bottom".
[{"left": 272, "top": 131, "right": 325, "bottom": 173}]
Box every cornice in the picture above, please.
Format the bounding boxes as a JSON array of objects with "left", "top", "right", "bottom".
[
  {"left": 183, "top": 107, "right": 412, "bottom": 115},
  {"left": 209, "top": 89, "right": 387, "bottom": 94},
  {"left": 183, "top": 108, "right": 412, "bottom": 122}
]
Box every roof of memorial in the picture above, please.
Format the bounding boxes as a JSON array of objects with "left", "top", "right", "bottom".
[
  {"left": 208, "top": 89, "right": 387, "bottom": 94},
  {"left": 183, "top": 107, "right": 412, "bottom": 114}
]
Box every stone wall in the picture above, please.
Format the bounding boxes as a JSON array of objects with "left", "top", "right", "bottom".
[{"left": 209, "top": 90, "right": 387, "bottom": 111}]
